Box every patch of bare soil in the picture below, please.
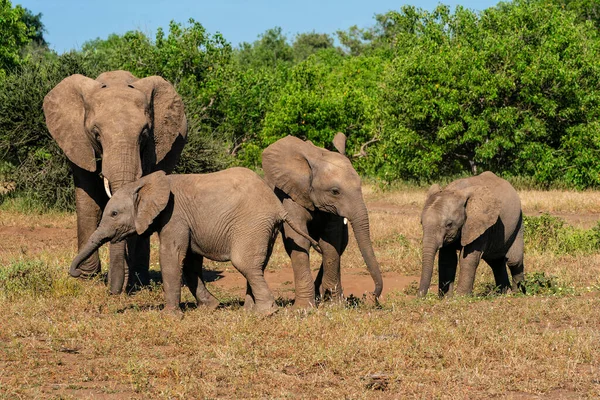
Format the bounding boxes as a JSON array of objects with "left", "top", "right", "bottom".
[
  {"left": 0, "top": 225, "right": 76, "bottom": 262},
  {"left": 205, "top": 266, "right": 419, "bottom": 301}
]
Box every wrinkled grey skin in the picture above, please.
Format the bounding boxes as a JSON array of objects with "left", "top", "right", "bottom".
[
  {"left": 43, "top": 70, "right": 187, "bottom": 295},
  {"left": 262, "top": 134, "right": 383, "bottom": 308},
  {"left": 418, "top": 171, "right": 526, "bottom": 297},
  {"left": 70, "top": 168, "right": 321, "bottom": 314}
]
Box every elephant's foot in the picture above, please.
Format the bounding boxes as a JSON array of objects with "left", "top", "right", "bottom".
[
  {"left": 253, "top": 302, "right": 278, "bottom": 316},
  {"left": 292, "top": 298, "right": 316, "bottom": 310},
  {"left": 511, "top": 273, "right": 526, "bottom": 294},
  {"left": 198, "top": 296, "right": 220, "bottom": 310},
  {"left": 243, "top": 294, "right": 255, "bottom": 311},
  {"left": 73, "top": 261, "right": 101, "bottom": 279},
  {"left": 162, "top": 306, "right": 184, "bottom": 319},
  {"left": 319, "top": 286, "right": 344, "bottom": 304},
  {"left": 244, "top": 296, "right": 277, "bottom": 315}
]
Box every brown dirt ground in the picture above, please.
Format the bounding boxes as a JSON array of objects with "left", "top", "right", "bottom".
[{"left": 1, "top": 196, "right": 599, "bottom": 399}]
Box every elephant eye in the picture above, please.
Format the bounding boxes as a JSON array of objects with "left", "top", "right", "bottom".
[
  {"left": 331, "top": 187, "right": 340, "bottom": 196},
  {"left": 111, "top": 210, "right": 118, "bottom": 217},
  {"left": 445, "top": 220, "right": 453, "bottom": 228}
]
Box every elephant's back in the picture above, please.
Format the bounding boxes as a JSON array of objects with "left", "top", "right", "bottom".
[
  {"left": 171, "top": 168, "right": 275, "bottom": 204},
  {"left": 167, "top": 169, "right": 282, "bottom": 261}
]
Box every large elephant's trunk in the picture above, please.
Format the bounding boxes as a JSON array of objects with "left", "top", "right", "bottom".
[
  {"left": 418, "top": 233, "right": 440, "bottom": 297},
  {"left": 349, "top": 206, "right": 383, "bottom": 298},
  {"left": 70, "top": 228, "right": 111, "bottom": 277}
]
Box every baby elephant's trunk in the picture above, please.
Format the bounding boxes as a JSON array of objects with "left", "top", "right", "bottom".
[
  {"left": 281, "top": 213, "right": 322, "bottom": 254},
  {"left": 70, "top": 229, "right": 111, "bottom": 277}
]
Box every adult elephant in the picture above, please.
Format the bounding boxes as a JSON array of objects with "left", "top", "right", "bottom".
[
  {"left": 262, "top": 134, "right": 383, "bottom": 308},
  {"left": 43, "top": 70, "right": 187, "bottom": 294},
  {"left": 418, "top": 171, "right": 525, "bottom": 297}
]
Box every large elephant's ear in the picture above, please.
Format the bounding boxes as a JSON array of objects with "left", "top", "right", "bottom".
[
  {"left": 461, "top": 186, "right": 501, "bottom": 246},
  {"left": 43, "top": 74, "right": 101, "bottom": 172},
  {"left": 132, "top": 76, "right": 187, "bottom": 167},
  {"left": 133, "top": 171, "right": 171, "bottom": 235},
  {"left": 332, "top": 132, "right": 347, "bottom": 155},
  {"left": 262, "top": 136, "right": 314, "bottom": 211}
]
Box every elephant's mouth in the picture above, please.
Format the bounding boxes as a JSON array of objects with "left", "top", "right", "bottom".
[{"left": 444, "top": 231, "right": 461, "bottom": 245}]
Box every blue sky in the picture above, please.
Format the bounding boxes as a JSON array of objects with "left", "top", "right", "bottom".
[{"left": 17, "top": 0, "right": 500, "bottom": 54}]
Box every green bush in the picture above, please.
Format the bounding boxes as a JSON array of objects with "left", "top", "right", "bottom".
[
  {"left": 523, "top": 214, "right": 600, "bottom": 255},
  {"left": 0, "top": 259, "right": 80, "bottom": 299},
  {"left": 6, "top": 0, "right": 600, "bottom": 209},
  {"left": 521, "top": 271, "right": 574, "bottom": 295}
]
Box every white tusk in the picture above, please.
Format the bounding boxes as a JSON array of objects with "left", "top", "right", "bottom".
[
  {"left": 103, "top": 177, "right": 112, "bottom": 198},
  {"left": 343, "top": 218, "right": 348, "bottom": 225}
]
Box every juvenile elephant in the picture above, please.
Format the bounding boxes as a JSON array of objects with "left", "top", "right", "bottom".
[
  {"left": 262, "top": 134, "right": 383, "bottom": 308},
  {"left": 418, "top": 171, "right": 525, "bottom": 297},
  {"left": 69, "top": 168, "right": 320, "bottom": 314},
  {"left": 44, "top": 70, "right": 187, "bottom": 294}
]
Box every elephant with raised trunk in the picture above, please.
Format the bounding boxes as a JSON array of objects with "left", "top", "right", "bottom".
[
  {"left": 44, "top": 70, "right": 187, "bottom": 294},
  {"left": 262, "top": 134, "right": 383, "bottom": 308},
  {"left": 418, "top": 171, "right": 526, "bottom": 297},
  {"left": 70, "top": 169, "right": 321, "bottom": 314}
]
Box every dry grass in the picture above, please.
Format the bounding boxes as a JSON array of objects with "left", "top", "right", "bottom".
[{"left": 1, "top": 186, "right": 600, "bottom": 398}]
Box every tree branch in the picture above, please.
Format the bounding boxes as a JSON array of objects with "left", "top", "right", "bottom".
[{"left": 353, "top": 137, "right": 380, "bottom": 158}]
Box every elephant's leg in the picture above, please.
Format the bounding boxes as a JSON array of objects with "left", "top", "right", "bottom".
[
  {"left": 232, "top": 252, "right": 276, "bottom": 315},
  {"left": 182, "top": 252, "right": 219, "bottom": 309},
  {"left": 108, "top": 241, "right": 129, "bottom": 295},
  {"left": 158, "top": 233, "right": 187, "bottom": 312},
  {"left": 315, "top": 217, "right": 346, "bottom": 303},
  {"left": 506, "top": 226, "right": 526, "bottom": 294},
  {"left": 484, "top": 257, "right": 510, "bottom": 294},
  {"left": 438, "top": 246, "right": 458, "bottom": 297},
  {"left": 72, "top": 166, "right": 106, "bottom": 277},
  {"left": 283, "top": 230, "right": 315, "bottom": 309},
  {"left": 455, "top": 245, "right": 483, "bottom": 295},
  {"left": 129, "top": 234, "right": 151, "bottom": 288},
  {"left": 244, "top": 235, "right": 276, "bottom": 310}
]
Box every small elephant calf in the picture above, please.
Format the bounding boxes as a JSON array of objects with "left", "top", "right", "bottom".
[
  {"left": 70, "top": 168, "right": 320, "bottom": 314},
  {"left": 419, "top": 171, "right": 526, "bottom": 297}
]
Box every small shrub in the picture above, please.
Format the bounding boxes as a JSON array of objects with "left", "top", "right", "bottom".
[
  {"left": 0, "top": 259, "right": 80, "bottom": 299},
  {"left": 523, "top": 214, "right": 600, "bottom": 255},
  {"left": 521, "top": 271, "right": 573, "bottom": 295}
]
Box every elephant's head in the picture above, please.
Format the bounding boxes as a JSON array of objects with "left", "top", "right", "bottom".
[
  {"left": 43, "top": 70, "right": 187, "bottom": 196},
  {"left": 262, "top": 134, "right": 383, "bottom": 298},
  {"left": 69, "top": 171, "right": 171, "bottom": 279},
  {"left": 418, "top": 183, "right": 500, "bottom": 297}
]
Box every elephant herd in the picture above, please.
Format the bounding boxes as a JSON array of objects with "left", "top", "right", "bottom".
[{"left": 44, "top": 70, "right": 525, "bottom": 314}]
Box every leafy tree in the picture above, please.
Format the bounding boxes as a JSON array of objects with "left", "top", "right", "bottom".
[
  {"left": 370, "top": 1, "right": 600, "bottom": 187},
  {"left": 0, "top": 0, "right": 33, "bottom": 77},
  {"left": 292, "top": 31, "right": 336, "bottom": 62},
  {"left": 20, "top": 7, "right": 46, "bottom": 47},
  {"left": 336, "top": 25, "right": 372, "bottom": 56},
  {"left": 236, "top": 27, "right": 294, "bottom": 69},
  {"left": 258, "top": 51, "right": 384, "bottom": 168}
]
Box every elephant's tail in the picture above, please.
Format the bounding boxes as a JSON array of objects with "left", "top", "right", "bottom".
[{"left": 281, "top": 212, "right": 322, "bottom": 254}]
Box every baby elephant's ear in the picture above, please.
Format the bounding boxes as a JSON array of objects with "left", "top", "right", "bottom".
[
  {"left": 133, "top": 171, "right": 170, "bottom": 235},
  {"left": 461, "top": 186, "right": 501, "bottom": 246}
]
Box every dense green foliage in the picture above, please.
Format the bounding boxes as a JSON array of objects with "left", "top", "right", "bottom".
[
  {"left": 2, "top": 0, "right": 600, "bottom": 209},
  {"left": 0, "top": 0, "right": 40, "bottom": 78}
]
